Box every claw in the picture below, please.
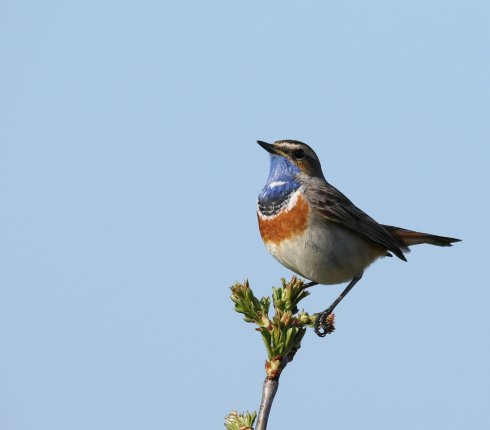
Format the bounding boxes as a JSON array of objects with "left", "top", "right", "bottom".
[{"left": 313, "top": 310, "right": 333, "bottom": 337}]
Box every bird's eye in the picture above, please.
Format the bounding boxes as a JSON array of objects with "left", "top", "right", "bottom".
[{"left": 293, "top": 148, "right": 305, "bottom": 160}]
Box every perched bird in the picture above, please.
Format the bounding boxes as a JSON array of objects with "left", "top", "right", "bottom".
[{"left": 256, "top": 140, "right": 460, "bottom": 336}]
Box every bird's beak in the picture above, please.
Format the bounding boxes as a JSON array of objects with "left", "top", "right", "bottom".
[{"left": 257, "top": 140, "right": 279, "bottom": 155}]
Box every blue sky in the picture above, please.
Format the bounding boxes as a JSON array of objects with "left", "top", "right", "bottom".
[{"left": 1, "top": 1, "right": 489, "bottom": 429}]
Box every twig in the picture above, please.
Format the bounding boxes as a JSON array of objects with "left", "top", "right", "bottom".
[
  {"left": 228, "top": 277, "right": 333, "bottom": 430},
  {"left": 256, "top": 377, "right": 279, "bottom": 430}
]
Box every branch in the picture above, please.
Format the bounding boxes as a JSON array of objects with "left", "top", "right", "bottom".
[
  {"left": 256, "top": 377, "right": 279, "bottom": 430},
  {"left": 226, "top": 277, "right": 335, "bottom": 429}
]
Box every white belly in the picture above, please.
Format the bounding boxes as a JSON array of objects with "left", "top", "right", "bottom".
[{"left": 265, "top": 217, "right": 385, "bottom": 285}]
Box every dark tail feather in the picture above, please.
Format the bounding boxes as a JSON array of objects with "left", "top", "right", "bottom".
[{"left": 382, "top": 225, "right": 461, "bottom": 247}]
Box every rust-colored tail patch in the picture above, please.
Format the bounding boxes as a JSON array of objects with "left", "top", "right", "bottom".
[{"left": 382, "top": 225, "right": 461, "bottom": 247}]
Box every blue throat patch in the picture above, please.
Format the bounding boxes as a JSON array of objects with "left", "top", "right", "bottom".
[{"left": 258, "top": 155, "right": 300, "bottom": 216}]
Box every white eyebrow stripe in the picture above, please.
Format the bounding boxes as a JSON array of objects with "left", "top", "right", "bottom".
[{"left": 268, "top": 181, "right": 287, "bottom": 188}]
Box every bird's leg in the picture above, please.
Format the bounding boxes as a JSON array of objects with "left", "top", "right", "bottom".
[
  {"left": 303, "top": 281, "right": 318, "bottom": 289},
  {"left": 314, "top": 274, "right": 363, "bottom": 337}
]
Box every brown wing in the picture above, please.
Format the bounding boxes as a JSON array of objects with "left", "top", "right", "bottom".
[{"left": 304, "top": 179, "right": 408, "bottom": 261}]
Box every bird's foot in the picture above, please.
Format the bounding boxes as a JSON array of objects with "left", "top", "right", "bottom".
[{"left": 313, "top": 308, "right": 335, "bottom": 338}]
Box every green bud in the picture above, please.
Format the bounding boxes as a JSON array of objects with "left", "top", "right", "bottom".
[{"left": 224, "top": 410, "right": 257, "bottom": 430}]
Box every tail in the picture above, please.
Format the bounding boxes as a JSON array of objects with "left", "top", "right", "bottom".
[{"left": 382, "top": 225, "right": 461, "bottom": 247}]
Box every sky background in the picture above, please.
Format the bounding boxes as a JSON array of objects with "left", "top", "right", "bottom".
[{"left": 1, "top": 1, "right": 489, "bottom": 429}]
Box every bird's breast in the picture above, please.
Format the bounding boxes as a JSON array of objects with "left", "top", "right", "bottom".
[
  {"left": 257, "top": 189, "right": 310, "bottom": 245},
  {"left": 257, "top": 192, "right": 385, "bottom": 284}
]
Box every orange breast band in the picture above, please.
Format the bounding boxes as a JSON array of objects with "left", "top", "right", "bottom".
[{"left": 258, "top": 194, "right": 310, "bottom": 244}]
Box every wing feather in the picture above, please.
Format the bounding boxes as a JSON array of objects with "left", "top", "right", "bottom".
[{"left": 304, "top": 179, "right": 408, "bottom": 261}]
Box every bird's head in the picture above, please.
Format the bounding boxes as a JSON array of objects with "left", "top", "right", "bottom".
[{"left": 257, "top": 140, "right": 324, "bottom": 179}]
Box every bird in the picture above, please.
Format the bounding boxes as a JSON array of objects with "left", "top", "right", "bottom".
[{"left": 256, "top": 139, "right": 460, "bottom": 337}]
